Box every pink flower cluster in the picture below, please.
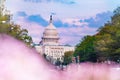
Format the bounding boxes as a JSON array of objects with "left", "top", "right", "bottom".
[{"left": 0, "top": 34, "right": 120, "bottom": 80}]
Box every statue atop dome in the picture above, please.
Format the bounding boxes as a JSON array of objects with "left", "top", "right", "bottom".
[{"left": 50, "top": 15, "right": 52, "bottom": 23}]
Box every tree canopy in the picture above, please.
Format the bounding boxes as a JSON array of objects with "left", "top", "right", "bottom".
[
  {"left": 74, "top": 7, "right": 120, "bottom": 63},
  {"left": 0, "top": 1, "right": 33, "bottom": 47},
  {"left": 95, "top": 7, "right": 120, "bottom": 62},
  {"left": 63, "top": 51, "right": 74, "bottom": 65},
  {"left": 74, "top": 36, "right": 97, "bottom": 62}
]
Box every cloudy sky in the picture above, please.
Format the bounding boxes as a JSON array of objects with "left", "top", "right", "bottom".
[{"left": 5, "top": 0, "right": 120, "bottom": 46}]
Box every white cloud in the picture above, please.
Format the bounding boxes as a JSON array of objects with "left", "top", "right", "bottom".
[
  {"left": 15, "top": 16, "right": 97, "bottom": 45},
  {"left": 58, "top": 26, "right": 97, "bottom": 45},
  {"left": 62, "top": 18, "right": 88, "bottom": 26},
  {"left": 24, "top": 0, "right": 75, "bottom": 4},
  {"left": 15, "top": 16, "right": 44, "bottom": 44},
  {"left": 5, "top": 0, "right": 119, "bottom": 20},
  {"left": 5, "top": 0, "right": 120, "bottom": 45}
]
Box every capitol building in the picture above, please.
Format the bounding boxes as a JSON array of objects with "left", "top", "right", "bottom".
[{"left": 35, "top": 15, "right": 75, "bottom": 63}]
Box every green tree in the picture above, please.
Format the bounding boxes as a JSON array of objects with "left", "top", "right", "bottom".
[
  {"left": 95, "top": 7, "right": 120, "bottom": 63},
  {"left": 63, "top": 51, "right": 74, "bottom": 65},
  {"left": 74, "top": 36, "right": 97, "bottom": 62},
  {"left": 0, "top": 1, "right": 33, "bottom": 47},
  {"left": 73, "top": 7, "right": 120, "bottom": 63}
]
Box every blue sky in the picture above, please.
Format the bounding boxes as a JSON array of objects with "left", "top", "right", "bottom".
[{"left": 5, "top": 0, "right": 120, "bottom": 46}]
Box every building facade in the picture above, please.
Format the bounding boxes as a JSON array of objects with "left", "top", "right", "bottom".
[{"left": 35, "top": 15, "right": 75, "bottom": 63}]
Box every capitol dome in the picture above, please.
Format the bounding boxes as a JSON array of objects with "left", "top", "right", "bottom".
[
  {"left": 41, "top": 15, "right": 59, "bottom": 45},
  {"left": 43, "top": 22, "right": 59, "bottom": 38}
]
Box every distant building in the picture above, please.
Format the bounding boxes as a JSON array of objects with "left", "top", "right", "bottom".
[{"left": 35, "top": 15, "right": 75, "bottom": 64}]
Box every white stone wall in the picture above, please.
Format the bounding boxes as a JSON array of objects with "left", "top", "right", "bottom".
[
  {"left": 35, "top": 46, "right": 43, "bottom": 54},
  {"left": 35, "top": 45, "right": 75, "bottom": 61},
  {"left": 63, "top": 46, "right": 75, "bottom": 53},
  {"left": 43, "top": 45, "right": 64, "bottom": 59}
]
